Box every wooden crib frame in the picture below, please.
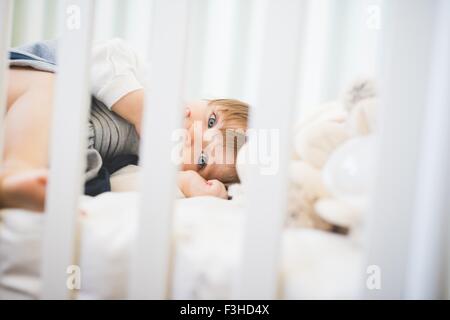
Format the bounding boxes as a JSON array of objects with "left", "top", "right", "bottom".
[{"left": 0, "top": 0, "right": 448, "bottom": 300}]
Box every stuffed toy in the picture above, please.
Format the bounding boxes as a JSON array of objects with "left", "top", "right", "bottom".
[
  {"left": 235, "top": 78, "right": 377, "bottom": 235},
  {"left": 287, "top": 78, "right": 377, "bottom": 233}
]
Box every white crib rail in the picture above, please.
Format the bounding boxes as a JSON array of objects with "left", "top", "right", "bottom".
[
  {"left": 404, "top": 0, "right": 450, "bottom": 299},
  {"left": 234, "top": 0, "right": 305, "bottom": 299},
  {"left": 363, "top": 0, "right": 444, "bottom": 299},
  {"left": 0, "top": 0, "right": 13, "bottom": 161},
  {"left": 128, "top": 0, "right": 189, "bottom": 299},
  {"left": 41, "top": 0, "right": 95, "bottom": 299}
]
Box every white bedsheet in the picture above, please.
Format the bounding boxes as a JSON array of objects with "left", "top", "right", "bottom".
[{"left": 0, "top": 190, "right": 362, "bottom": 299}]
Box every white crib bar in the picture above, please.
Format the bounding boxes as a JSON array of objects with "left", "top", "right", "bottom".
[
  {"left": 41, "top": 0, "right": 95, "bottom": 299},
  {"left": 234, "top": 0, "right": 304, "bottom": 299},
  {"left": 296, "top": 0, "right": 335, "bottom": 116},
  {"left": 0, "top": 0, "right": 13, "bottom": 160},
  {"left": 363, "top": 0, "right": 438, "bottom": 299},
  {"left": 128, "top": 0, "right": 188, "bottom": 299},
  {"left": 404, "top": 0, "right": 450, "bottom": 299}
]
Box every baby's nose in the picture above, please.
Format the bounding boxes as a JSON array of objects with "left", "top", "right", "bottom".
[{"left": 185, "top": 108, "right": 191, "bottom": 117}]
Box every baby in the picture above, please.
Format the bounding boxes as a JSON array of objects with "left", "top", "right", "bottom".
[{"left": 0, "top": 39, "right": 248, "bottom": 211}]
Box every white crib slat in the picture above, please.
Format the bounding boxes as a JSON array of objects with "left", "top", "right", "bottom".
[
  {"left": 123, "top": 0, "right": 153, "bottom": 58},
  {"left": 0, "top": 0, "right": 13, "bottom": 160},
  {"left": 128, "top": 0, "right": 188, "bottom": 299},
  {"left": 404, "top": 0, "right": 450, "bottom": 299},
  {"left": 94, "top": 0, "right": 118, "bottom": 42},
  {"left": 41, "top": 0, "right": 95, "bottom": 299},
  {"left": 296, "top": 0, "right": 334, "bottom": 117},
  {"left": 364, "top": 0, "right": 438, "bottom": 299},
  {"left": 22, "top": 0, "right": 46, "bottom": 44},
  {"left": 234, "top": 0, "right": 305, "bottom": 300}
]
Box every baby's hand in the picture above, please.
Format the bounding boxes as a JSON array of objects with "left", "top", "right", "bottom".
[
  {"left": 204, "top": 179, "right": 228, "bottom": 199},
  {"left": 177, "top": 171, "right": 228, "bottom": 199}
]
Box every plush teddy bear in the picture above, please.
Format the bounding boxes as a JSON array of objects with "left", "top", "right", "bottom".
[
  {"left": 286, "top": 78, "right": 377, "bottom": 233},
  {"left": 234, "top": 78, "right": 377, "bottom": 234}
]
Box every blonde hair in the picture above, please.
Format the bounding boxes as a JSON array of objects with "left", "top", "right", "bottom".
[
  {"left": 208, "top": 98, "right": 249, "bottom": 130},
  {"left": 207, "top": 99, "right": 249, "bottom": 184}
]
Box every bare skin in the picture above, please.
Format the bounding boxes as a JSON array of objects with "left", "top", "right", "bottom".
[
  {"left": 178, "top": 170, "right": 227, "bottom": 199},
  {"left": 0, "top": 68, "right": 54, "bottom": 211},
  {"left": 0, "top": 67, "right": 229, "bottom": 212}
]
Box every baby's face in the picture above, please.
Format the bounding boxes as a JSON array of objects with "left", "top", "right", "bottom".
[{"left": 180, "top": 100, "right": 232, "bottom": 181}]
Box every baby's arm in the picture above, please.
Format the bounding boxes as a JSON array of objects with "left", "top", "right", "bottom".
[
  {"left": 177, "top": 171, "right": 228, "bottom": 199},
  {"left": 90, "top": 38, "right": 146, "bottom": 135},
  {"left": 111, "top": 89, "right": 144, "bottom": 136}
]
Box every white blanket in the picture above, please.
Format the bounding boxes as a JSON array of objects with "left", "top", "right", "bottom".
[{"left": 0, "top": 190, "right": 362, "bottom": 299}]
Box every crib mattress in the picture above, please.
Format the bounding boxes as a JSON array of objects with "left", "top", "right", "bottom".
[
  {"left": 0, "top": 193, "right": 361, "bottom": 299},
  {"left": 0, "top": 168, "right": 362, "bottom": 299}
]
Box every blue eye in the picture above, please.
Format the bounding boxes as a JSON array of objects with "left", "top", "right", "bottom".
[
  {"left": 207, "top": 113, "right": 217, "bottom": 128},
  {"left": 197, "top": 152, "right": 208, "bottom": 169}
]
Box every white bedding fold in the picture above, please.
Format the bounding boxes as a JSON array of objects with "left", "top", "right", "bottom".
[{"left": 0, "top": 192, "right": 362, "bottom": 299}]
